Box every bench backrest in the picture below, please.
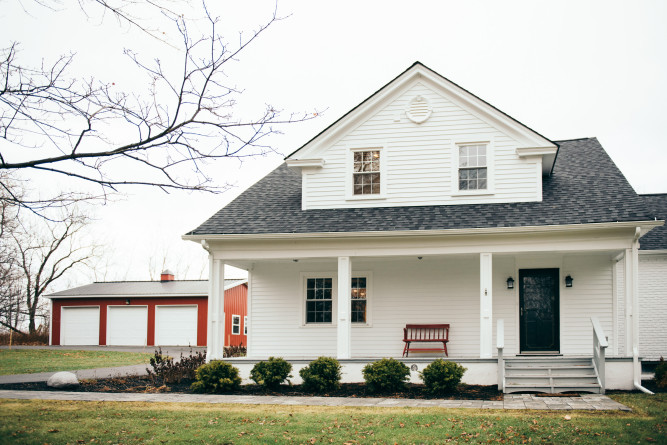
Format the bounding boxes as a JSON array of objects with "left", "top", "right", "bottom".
[{"left": 403, "top": 324, "right": 449, "bottom": 341}]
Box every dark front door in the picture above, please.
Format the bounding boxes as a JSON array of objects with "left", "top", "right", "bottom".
[{"left": 519, "top": 268, "right": 560, "bottom": 353}]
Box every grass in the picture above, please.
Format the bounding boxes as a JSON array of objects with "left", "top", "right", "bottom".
[
  {"left": 0, "top": 349, "right": 153, "bottom": 375},
  {"left": 0, "top": 393, "right": 663, "bottom": 444}
]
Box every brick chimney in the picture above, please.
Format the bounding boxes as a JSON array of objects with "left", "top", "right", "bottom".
[{"left": 160, "top": 269, "right": 175, "bottom": 282}]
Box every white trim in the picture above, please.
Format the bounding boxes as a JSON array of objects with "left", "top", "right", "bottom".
[
  {"left": 638, "top": 249, "right": 667, "bottom": 255},
  {"left": 231, "top": 314, "right": 241, "bottom": 335},
  {"left": 300, "top": 272, "right": 338, "bottom": 327},
  {"left": 480, "top": 253, "right": 493, "bottom": 358},
  {"left": 516, "top": 146, "right": 559, "bottom": 176},
  {"left": 345, "top": 146, "right": 387, "bottom": 201},
  {"left": 285, "top": 158, "right": 325, "bottom": 169},
  {"left": 154, "top": 304, "right": 199, "bottom": 347},
  {"left": 451, "top": 138, "right": 494, "bottom": 196},
  {"left": 184, "top": 221, "right": 662, "bottom": 243},
  {"left": 286, "top": 63, "right": 556, "bottom": 162}
]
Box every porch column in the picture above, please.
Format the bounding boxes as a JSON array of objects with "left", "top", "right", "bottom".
[
  {"left": 624, "top": 234, "right": 640, "bottom": 357},
  {"left": 480, "top": 253, "right": 493, "bottom": 358},
  {"left": 207, "top": 258, "right": 226, "bottom": 361},
  {"left": 337, "top": 256, "right": 352, "bottom": 359}
]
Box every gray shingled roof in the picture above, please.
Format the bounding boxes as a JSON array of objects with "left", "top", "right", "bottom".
[
  {"left": 639, "top": 194, "right": 667, "bottom": 250},
  {"left": 46, "top": 279, "right": 246, "bottom": 298},
  {"left": 189, "top": 138, "right": 653, "bottom": 236}
]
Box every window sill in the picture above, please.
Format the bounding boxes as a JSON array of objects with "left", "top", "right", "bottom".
[
  {"left": 451, "top": 190, "right": 494, "bottom": 197},
  {"left": 345, "top": 194, "right": 387, "bottom": 202}
]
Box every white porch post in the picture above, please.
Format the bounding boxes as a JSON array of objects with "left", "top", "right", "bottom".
[
  {"left": 207, "top": 259, "right": 225, "bottom": 361},
  {"left": 480, "top": 253, "right": 493, "bottom": 358},
  {"left": 624, "top": 246, "right": 639, "bottom": 355},
  {"left": 337, "top": 256, "right": 352, "bottom": 359}
]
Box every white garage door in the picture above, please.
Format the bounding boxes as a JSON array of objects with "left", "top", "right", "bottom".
[
  {"left": 155, "top": 306, "right": 198, "bottom": 346},
  {"left": 107, "top": 306, "right": 148, "bottom": 346},
  {"left": 61, "top": 307, "right": 100, "bottom": 345}
]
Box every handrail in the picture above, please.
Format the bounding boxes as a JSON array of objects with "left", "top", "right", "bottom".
[
  {"left": 591, "top": 317, "right": 608, "bottom": 394},
  {"left": 497, "top": 319, "right": 504, "bottom": 391}
]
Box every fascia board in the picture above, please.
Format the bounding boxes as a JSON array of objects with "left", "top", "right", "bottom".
[
  {"left": 182, "top": 220, "right": 663, "bottom": 243},
  {"left": 289, "top": 64, "right": 556, "bottom": 162},
  {"left": 639, "top": 250, "right": 667, "bottom": 255}
]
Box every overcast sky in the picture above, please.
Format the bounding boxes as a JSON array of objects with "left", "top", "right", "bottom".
[{"left": 4, "top": 0, "right": 667, "bottom": 287}]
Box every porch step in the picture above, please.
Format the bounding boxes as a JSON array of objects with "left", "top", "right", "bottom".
[{"left": 503, "top": 357, "right": 602, "bottom": 394}]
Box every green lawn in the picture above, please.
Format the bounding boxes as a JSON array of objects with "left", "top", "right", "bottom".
[
  {"left": 0, "top": 349, "right": 152, "bottom": 375},
  {"left": 0, "top": 394, "right": 663, "bottom": 444}
]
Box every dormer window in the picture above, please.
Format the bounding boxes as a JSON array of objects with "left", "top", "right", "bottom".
[
  {"left": 353, "top": 150, "right": 381, "bottom": 195},
  {"left": 458, "top": 144, "right": 487, "bottom": 190}
]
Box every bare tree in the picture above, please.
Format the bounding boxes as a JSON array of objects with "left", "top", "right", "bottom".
[
  {"left": 1, "top": 2, "right": 316, "bottom": 215},
  {"left": 4, "top": 208, "right": 99, "bottom": 334}
]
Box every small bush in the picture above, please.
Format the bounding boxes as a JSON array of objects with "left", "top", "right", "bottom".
[
  {"left": 191, "top": 361, "right": 242, "bottom": 393},
  {"left": 146, "top": 348, "right": 206, "bottom": 385},
  {"left": 420, "top": 359, "right": 466, "bottom": 394},
  {"left": 362, "top": 358, "right": 411, "bottom": 393},
  {"left": 655, "top": 357, "right": 667, "bottom": 389},
  {"left": 224, "top": 344, "right": 247, "bottom": 358},
  {"left": 250, "top": 357, "right": 292, "bottom": 388},
  {"left": 299, "top": 357, "right": 342, "bottom": 393}
]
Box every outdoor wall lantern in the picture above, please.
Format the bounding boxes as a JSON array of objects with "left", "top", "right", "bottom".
[
  {"left": 506, "top": 277, "right": 515, "bottom": 289},
  {"left": 565, "top": 275, "right": 574, "bottom": 287}
]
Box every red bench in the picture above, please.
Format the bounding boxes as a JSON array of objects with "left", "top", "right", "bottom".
[{"left": 402, "top": 324, "right": 449, "bottom": 357}]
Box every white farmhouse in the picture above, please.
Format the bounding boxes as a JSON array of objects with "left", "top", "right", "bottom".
[{"left": 185, "top": 62, "right": 665, "bottom": 393}]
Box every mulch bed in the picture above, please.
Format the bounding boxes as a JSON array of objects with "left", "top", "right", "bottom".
[{"left": 0, "top": 376, "right": 503, "bottom": 400}]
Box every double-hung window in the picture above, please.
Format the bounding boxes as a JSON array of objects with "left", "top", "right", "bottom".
[
  {"left": 351, "top": 277, "right": 367, "bottom": 323},
  {"left": 458, "top": 144, "right": 487, "bottom": 190},
  {"left": 353, "top": 150, "right": 381, "bottom": 195},
  {"left": 244, "top": 316, "right": 247, "bottom": 335},
  {"left": 231, "top": 314, "right": 241, "bottom": 335},
  {"left": 305, "top": 278, "right": 333, "bottom": 323}
]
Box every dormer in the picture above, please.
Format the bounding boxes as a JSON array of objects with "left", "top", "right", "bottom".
[{"left": 286, "top": 62, "right": 557, "bottom": 211}]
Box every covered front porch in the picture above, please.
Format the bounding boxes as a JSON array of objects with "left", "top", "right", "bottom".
[{"left": 201, "top": 223, "right": 647, "bottom": 392}]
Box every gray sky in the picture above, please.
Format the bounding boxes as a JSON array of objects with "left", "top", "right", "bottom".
[{"left": 3, "top": 0, "right": 667, "bottom": 286}]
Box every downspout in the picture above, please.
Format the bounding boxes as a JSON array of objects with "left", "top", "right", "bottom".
[{"left": 631, "top": 227, "right": 653, "bottom": 394}]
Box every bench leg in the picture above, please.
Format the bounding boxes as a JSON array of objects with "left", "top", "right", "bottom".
[
  {"left": 443, "top": 342, "right": 448, "bottom": 357},
  {"left": 403, "top": 342, "right": 410, "bottom": 357}
]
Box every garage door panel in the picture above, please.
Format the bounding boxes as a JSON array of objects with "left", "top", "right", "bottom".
[
  {"left": 61, "top": 307, "right": 100, "bottom": 345},
  {"left": 155, "top": 306, "right": 198, "bottom": 346},
  {"left": 107, "top": 306, "right": 148, "bottom": 346}
]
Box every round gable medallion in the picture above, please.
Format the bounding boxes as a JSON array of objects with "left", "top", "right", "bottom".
[{"left": 405, "top": 95, "right": 432, "bottom": 124}]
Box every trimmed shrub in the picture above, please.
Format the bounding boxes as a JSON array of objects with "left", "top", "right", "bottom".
[
  {"left": 191, "top": 361, "right": 242, "bottom": 393},
  {"left": 299, "top": 357, "right": 342, "bottom": 393},
  {"left": 362, "top": 358, "right": 410, "bottom": 393},
  {"left": 419, "top": 359, "right": 466, "bottom": 394},
  {"left": 250, "top": 357, "right": 292, "bottom": 388},
  {"left": 655, "top": 357, "right": 667, "bottom": 389}
]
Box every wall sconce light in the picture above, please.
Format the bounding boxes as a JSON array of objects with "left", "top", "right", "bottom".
[
  {"left": 125, "top": 299, "right": 131, "bottom": 305},
  {"left": 565, "top": 275, "right": 573, "bottom": 288},
  {"left": 506, "top": 277, "right": 514, "bottom": 289}
]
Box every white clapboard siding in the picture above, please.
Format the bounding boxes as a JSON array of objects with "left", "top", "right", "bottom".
[
  {"left": 303, "top": 82, "right": 541, "bottom": 210},
  {"left": 560, "top": 256, "right": 614, "bottom": 355},
  {"left": 638, "top": 254, "right": 667, "bottom": 360}
]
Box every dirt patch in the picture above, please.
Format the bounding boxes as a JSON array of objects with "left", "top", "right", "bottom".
[{"left": 0, "top": 376, "right": 503, "bottom": 400}]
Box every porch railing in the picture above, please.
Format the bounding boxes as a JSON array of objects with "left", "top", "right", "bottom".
[
  {"left": 497, "top": 318, "right": 504, "bottom": 391},
  {"left": 591, "top": 317, "right": 608, "bottom": 394}
]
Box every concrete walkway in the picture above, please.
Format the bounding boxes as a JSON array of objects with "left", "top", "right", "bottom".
[{"left": 0, "top": 390, "right": 631, "bottom": 411}]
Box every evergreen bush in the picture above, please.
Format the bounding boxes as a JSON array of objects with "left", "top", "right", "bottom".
[
  {"left": 419, "top": 359, "right": 466, "bottom": 394},
  {"left": 362, "top": 358, "right": 410, "bottom": 393},
  {"left": 190, "top": 361, "right": 241, "bottom": 393},
  {"left": 299, "top": 357, "right": 342, "bottom": 393},
  {"left": 250, "top": 357, "right": 292, "bottom": 388}
]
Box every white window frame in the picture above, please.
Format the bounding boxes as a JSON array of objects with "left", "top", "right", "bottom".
[
  {"left": 346, "top": 146, "right": 387, "bottom": 201},
  {"left": 351, "top": 271, "right": 373, "bottom": 327},
  {"left": 301, "top": 273, "right": 337, "bottom": 327},
  {"left": 244, "top": 316, "right": 247, "bottom": 335},
  {"left": 231, "top": 314, "right": 241, "bottom": 335},
  {"left": 451, "top": 138, "right": 495, "bottom": 196}
]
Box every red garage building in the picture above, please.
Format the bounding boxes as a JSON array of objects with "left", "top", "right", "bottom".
[{"left": 47, "top": 272, "right": 247, "bottom": 347}]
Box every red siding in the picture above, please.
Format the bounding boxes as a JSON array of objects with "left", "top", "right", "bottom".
[
  {"left": 50, "top": 283, "right": 248, "bottom": 347},
  {"left": 223, "top": 283, "right": 248, "bottom": 347}
]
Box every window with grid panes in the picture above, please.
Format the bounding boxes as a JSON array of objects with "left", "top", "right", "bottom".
[
  {"left": 306, "top": 278, "right": 333, "bottom": 323},
  {"left": 458, "top": 144, "right": 487, "bottom": 190},
  {"left": 353, "top": 150, "right": 381, "bottom": 195},
  {"left": 231, "top": 315, "right": 241, "bottom": 335},
  {"left": 351, "top": 277, "right": 367, "bottom": 323}
]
